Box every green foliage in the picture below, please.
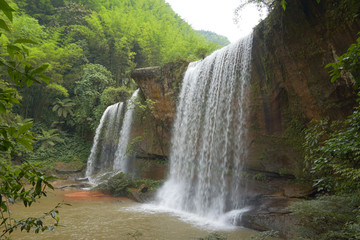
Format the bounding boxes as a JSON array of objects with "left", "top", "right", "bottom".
[
  {"left": 0, "top": 2, "right": 65, "bottom": 237},
  {"left": 52, "top": 98, "right": 74, "bottom": 119},
  {"left": 46, "top": 83, "right": 69, "bottom": 98},
  {"left": 197, "top": 232, "right": 228, "bottom": 240},
  {"left": 94, "top": 86, "right": 131, "bottom": 124},
  {"left": 28, "top": 127, "right": 91, "bottom": 167},
  {"left": 49, "top": 1, "right": 91, "bottom": 27},
  {"left": 0, "top": 162, "right": 62, "bottom": 238},
  {"left": 235, "top": 0, "right": 321, "bottom": 17},
  {"left": 6, "top": 0, "right": 223, "bottom": 141},
  {"left": 96, "top": 172, "right": 163, "bottom": 197},
  {"left": 289, "top": 194, "right": 360, "bottom": 240},
  {"left": 36, "top": 128, "right": 64, "bottom": 151},
  {"left": 247, "top": 230, "right": 280, "bottom": 240},
  {"left": 253, "top": 173, "right": 268, "bottom": 182},
  {"left": 326, "top": 34, "right": 360, "bottom": 89},
  {"left": 304, "top": 108, "right": 360, "bottom": 193},
  {"left": 197, "top": 30, "right": 230, "bottom": 47}
]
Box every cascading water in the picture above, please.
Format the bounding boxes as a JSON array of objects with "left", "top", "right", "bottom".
[
  {"left": 156, "top": 34, "right": 253, "bottom": 224},
  {"left": 114, "top": 89, "right": 139, "bottom": 173},
  {"left": 85, "top": 89, "right": 139, "bottom": 180}
]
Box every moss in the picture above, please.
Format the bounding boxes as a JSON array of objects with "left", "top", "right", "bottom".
[
  {"left": 324, "top": 0, "right": 360, "bottom": 32},
  {"left": 253, "top": 173, "right": 268, "bottom": 182},
  {"left": 162, "top": 59, "right": 190, "bottom": 102},
  {"left": 95, "top": 172, "right": 164, "bottom": 196}
]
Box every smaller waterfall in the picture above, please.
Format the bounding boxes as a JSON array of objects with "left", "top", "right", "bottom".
[
  {"left": 85, "top": 89, "right": 139, "bottom": 180},
  {"left": 114, "top": 89, "right": 139, "bottom": 173}
]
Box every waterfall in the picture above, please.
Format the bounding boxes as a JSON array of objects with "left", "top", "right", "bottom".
[
  {"left": 156, "top": 34, "right": 253, "bottom": 223},
  {"left": 85, "top": 89, "right": 140, "bottom": 179},
  {"left": 114, "top": 89, "right": 139, "bottom": 173}
]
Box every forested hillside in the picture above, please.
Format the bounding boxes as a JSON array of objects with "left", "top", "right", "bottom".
[
  {"left": 197, "top": 30, "right": 230, "bottom": 47},
  {"left": 0, "top": 0, "right": 223, "bottom": 171}
]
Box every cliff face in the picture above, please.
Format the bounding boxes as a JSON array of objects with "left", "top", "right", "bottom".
[
  {"left": 130, "top": 60, "right": 189, "bottom": 158},
  {"left": 248, "top": 0, "right": 360, "bottom": 178},
  {"left": 242, "top": 0, "right": 360, "bottom": 235}
]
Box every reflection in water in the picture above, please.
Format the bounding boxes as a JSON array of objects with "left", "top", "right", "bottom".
[{"left": 10, "top": 190, "right": 256, "bottom": 240}]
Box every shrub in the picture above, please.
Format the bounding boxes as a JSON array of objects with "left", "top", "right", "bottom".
[
  {"left": 289, "top": 194, "right": 360, "bottom": 239},
  {"left": 95, "top": 172, "right": 163, "bottom": 196}
]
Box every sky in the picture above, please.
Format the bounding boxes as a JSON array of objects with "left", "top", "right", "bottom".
[{"left": 165, "top": 0, "right": 265, "bottom": 43}]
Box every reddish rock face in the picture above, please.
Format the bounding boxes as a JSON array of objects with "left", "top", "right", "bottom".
[
  {"left": 247, "top": 0, "right": 360, "bottom": 176},
  {"left": 131, "top": 61, "right": 189, "bottom": 124},
  {"left": 130, "top": 61, "right": 189, "bottom": 158}
]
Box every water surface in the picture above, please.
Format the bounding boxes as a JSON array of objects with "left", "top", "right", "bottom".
[{"left": 10, "top": 190, "right": 257, "bottom": 240}]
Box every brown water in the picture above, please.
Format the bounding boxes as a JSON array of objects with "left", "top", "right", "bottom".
[{"left": 10, "top": 190, "right": 258, "bottom": 240}]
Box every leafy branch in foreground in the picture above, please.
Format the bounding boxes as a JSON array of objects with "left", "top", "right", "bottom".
[
  {"left": 0, "top": 0, "right": 64, "bottom": 238},
  {"left": 0, "top": 162, "right": 67, "bottom": 238}
]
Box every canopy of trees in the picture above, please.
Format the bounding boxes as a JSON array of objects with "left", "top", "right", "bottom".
[{"left": 1, "top": 0, "right": 226, "bottom": 141}]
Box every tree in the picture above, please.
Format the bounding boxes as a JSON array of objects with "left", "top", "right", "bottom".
[
  {"left": 0, "top": 0, "right": 63, "bottom": 238},
  {"left": 52, "top": 98, "right": 74, "bottom": 119}
]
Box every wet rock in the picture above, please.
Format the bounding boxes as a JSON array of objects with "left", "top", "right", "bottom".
[
  {"left": 283, "top": 184, "right": 315, "bottom": 198},
  {"left": 242, "top": 194, "right": 298, "bottom": 238},
  {"left": 128, "top": 188, "right": 155, "bottom": 203},
  {"left": 139, "top": 184, "right": 148, "bottom": 193},
  {"left": 76, "top": 177, "right": 89, "bottom": 182}
]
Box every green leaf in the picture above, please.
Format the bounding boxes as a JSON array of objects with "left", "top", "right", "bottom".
[
  {"left": 16, "top": 138, "right": 33, "bottom": 151},
  {"left": 35, "top": 179, "right": 42, "bottom": 195},
  {"left": 0, "top": 19, "right": 10, "bottom": 32},
  {"left": 7, "top": 44, "right": 21, "bottom": 59},
  {"left": 281, "top": 0, "right": 287, "bottom": 10},
  {"left": 14, "top": 38, "right": 38, "bottom": 45},
  {"left": 31, "top": 64, "right": 49, "bottom": 75},
  {"left": 9, "top": 97, "right": 20, "bottom": 104},
  {"left": 17, "top": 122, "right": 33, "bottom": 135},
  {"left": 0, "top": 0, "right": 15, "bottom": 21},
  {"left": 26, "top": 79, "right": 34, "bottom": 87},
  {"left": 52, "top": 105, "right": 59, "bottom": 112},
  {"left": 38, "top": 74, "right": 52, "bottom": 84},
  {"left": 0, "top": 102, "right": 6, "bottom": 113}
]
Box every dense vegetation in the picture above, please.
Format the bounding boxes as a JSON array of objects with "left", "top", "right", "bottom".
[
  {"left": 1, "top": 0, "right": 224, "bottom": 170},
  {"left": 0, "top": 0, "right": 65, "bottom": 237},
  {"left": 290, "top": 34, "right": 360, "bottom": 239},
  {"left": 197, "top": 30, "right": 230, "bottom": 47}
]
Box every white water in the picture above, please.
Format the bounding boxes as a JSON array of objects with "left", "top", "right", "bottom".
[
  {"left": 85, "top": 89, "right": 140, "bottom": 180},
  {"left": 156, "top": 34, "right": 253, "bottom": 226},
  {"left": 85, "top": 103, "right": 122, "bottom": 177},
  {"left": 114, "top": 89, "right": 139, "bottom": 172}
]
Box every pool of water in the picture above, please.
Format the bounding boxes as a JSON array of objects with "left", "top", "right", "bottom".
[{"left": 9, "top": 190, "right": 258, "bottom": 240}]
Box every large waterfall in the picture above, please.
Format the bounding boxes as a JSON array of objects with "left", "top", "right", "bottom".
[
  {"left": 156, "top": 35, "right": 253, "bottom": 224},
  {"left": 85, "top": 89, "right": 139, "bottom": 179}
]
